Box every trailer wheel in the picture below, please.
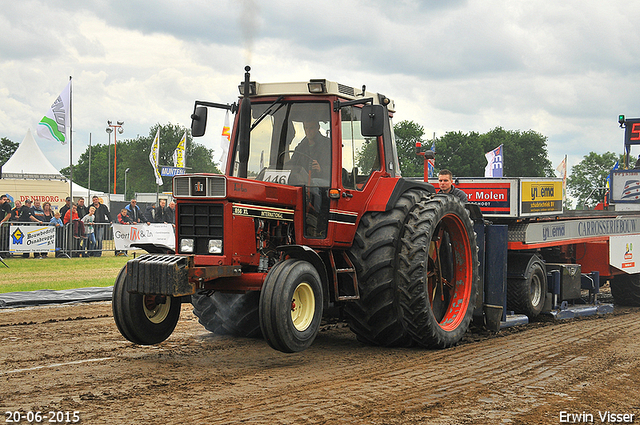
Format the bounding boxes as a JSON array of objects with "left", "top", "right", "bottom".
[
  {"left": 259, "top": 259, "right": 323, "bottom": 353},
  {"left": 192, "top": 291, "right": 262, "bottom": 338},
  {"left": 397, "top": 194, "right": 479, "bottom": 348},
  {"left": 345, "top": 189, "right": 429, "bottom": 347},
  {"left": 507, "top": 255, "right": 546, "bottom": 318},
  {"left": 611, "top": 273, "right": 640, "bottom": 306},
  {"left": 112, "top": 266, "right": 181, "bottom": 345}
]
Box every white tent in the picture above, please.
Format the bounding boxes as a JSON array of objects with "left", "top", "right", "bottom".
[
  {"left": 71, "top": 181, "right": 109, "bottom": 202},
  {"left": 3, "top": 128, "right": 64, "bottom": 179}
]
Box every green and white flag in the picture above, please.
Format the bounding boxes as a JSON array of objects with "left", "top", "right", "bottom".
[{"left": 37, "top": 81, "right": 71, "bottom": 145}]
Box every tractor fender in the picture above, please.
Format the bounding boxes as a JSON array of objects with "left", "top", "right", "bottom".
[
  {"left": 384, "top": 178, "right": 436, "bottom": 212},
  {"left": 276, "top": 244, "right": 330, "bottom": 307}
]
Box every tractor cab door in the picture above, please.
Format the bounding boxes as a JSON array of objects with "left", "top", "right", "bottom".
[{"left": 330, "top": 105, "right": 384, "bottom": 245}]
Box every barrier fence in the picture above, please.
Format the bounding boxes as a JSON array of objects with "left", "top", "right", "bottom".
[{"left": 1, "top": 221, "right": 116, "bottom": 258}]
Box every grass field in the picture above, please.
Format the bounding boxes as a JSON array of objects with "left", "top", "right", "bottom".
[{"left": 0, "top": 255, "right": 130, "bottom": 293}]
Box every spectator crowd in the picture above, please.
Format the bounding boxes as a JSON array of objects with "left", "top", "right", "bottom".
[{"left": 0, "top": 195, "right": 174, "bottom": 258}]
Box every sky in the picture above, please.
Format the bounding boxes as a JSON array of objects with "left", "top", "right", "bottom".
[{"left": 2, "top": 0, "right": 640, "bottom": 177}]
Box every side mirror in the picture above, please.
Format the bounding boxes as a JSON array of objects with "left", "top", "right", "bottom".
[
  {"left": 191, "top": 106, "right": 208, "bottom": 137},
  {"left": 360, "top": 104, "right": 385, "bottom": 137}
]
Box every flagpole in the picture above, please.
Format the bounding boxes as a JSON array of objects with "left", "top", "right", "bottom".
[{"left": 68, "top": 76, "right": 73, "bottom": 258}]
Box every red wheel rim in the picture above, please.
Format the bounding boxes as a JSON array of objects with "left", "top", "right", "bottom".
[{"left": 427, "top": 212, "right": 473, "bottom": 332}]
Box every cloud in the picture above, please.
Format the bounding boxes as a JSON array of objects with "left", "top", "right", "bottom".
[{"left": 2, "top": 0, "right": 640, "bottom": 175}]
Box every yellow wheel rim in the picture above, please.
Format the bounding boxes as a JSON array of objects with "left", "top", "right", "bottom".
[
  {"left": 291, "top": 282, "right": 315, "bottom": 331},
  {"left": 143, "top": 295, "right": 171, "bottom": 324}
]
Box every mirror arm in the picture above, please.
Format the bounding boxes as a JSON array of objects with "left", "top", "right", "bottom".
[{"left": 333, "top": 97, "right": 374, "bottom": 112}]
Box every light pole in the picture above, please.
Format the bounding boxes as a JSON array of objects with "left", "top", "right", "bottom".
[
  {"left": 106, "top": 120, "right": 124, "bottom": 194},
  {"left": 124, "top": 168, "right": 130, "bottom": 200},
  {"left": 105, "top": 126, "right": 112, "bottom": 194}
]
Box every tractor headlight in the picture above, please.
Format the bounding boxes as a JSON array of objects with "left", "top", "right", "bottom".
[
  {"left": 208, "top": 239, "right": 222, "bottom": 254},
  {"left": 180, "top": 238, "right": 194, "bottom": 253}
]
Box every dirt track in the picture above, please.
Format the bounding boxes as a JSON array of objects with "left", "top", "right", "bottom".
[{"left": 2, "top": 301, "right": 640, "bottom": 425}]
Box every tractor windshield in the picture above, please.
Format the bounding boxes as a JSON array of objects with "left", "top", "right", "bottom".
[{"left": 230, "top": 101, "right": 332, "bottom": 187}]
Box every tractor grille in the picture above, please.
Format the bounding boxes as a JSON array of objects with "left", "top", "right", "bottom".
[
  {"left": 178, "top": 203, "right": 224, "bottom": 255},
  {"left": 173, "top": 175, "right": 227, "bottom": 198}
]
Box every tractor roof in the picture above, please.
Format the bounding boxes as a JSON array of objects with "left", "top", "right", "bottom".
[{"left": 242, "top": 79, "right": 395, "bottom": 113}]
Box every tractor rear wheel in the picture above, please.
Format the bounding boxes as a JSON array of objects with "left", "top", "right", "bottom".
[
  {"left": 112, "top": 266, "right": 181, "bottom": 345},
  {"left": 259, "top": 259, "right": 323, "bottom": 353},
  {"left": 611, "top": 273, "right": 640, "bottom": 306},
  {"left": 191, "top": 291, "right": 262, "bottom": 338},
  {"left": 345, "top": 189, "right": 428, "bottom": 347},
  {"left": 397, "top": 194, "right": 479, "bottom": 348}
]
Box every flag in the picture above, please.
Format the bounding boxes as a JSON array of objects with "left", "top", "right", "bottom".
[
  {"left": 173, "top": 131, "right": 186, "bottom": 168},
  {"left": 219, "top": 111, "right": 231, "bottom": 173},
  {"left": 606, "top": 160, "right": 620, "bottom": 189},
  {"left": 149, "top": 130, "right": 163, "bottom": 185},
  {"left": 556, "top": 155, "right": 567, "bottom": 200},
  {"left": 37, "top": 81, "right": 71, "bottom": 145},
  {"left": 427, "top": 142, "right": 436, "bottom": 178},
  {"left": 484, "top": 144, "right": 503, "bottom": 177}
]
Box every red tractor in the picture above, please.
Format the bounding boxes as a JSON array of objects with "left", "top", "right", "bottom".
[{"left": 112, "top": 67, "right": 480, "bottom": 353}]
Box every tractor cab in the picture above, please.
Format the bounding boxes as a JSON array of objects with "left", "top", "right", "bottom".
[{"left": 191, "top": 67, "right": 401, "bottom": 242}]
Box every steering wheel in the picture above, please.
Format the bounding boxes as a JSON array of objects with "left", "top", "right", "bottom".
[{"left": 278, "top": 150, "right": 316, "bottom": 184}]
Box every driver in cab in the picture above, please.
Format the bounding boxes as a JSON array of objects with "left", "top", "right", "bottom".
[{"left": 288, "top": 120, "right": 331, "bottom": 186}]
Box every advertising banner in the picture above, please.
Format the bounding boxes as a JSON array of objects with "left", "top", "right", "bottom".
[
  {"left": 520, "top": 179, "right": 563, "bottom": 216},
  {"left": 610, "top": 235, "right": 640, "bottom": 274},
  {"left": 9, "top": 225, "right": 56, "bottom": 253},
  {"left": 610, "top": 169, "right": 640, "bottom": 203},
  {"left": 428, "top": 178, "right": 519, "bottom": 217},
  {"left": 112, "top": 223, "right": 175, "bottom": 251}
]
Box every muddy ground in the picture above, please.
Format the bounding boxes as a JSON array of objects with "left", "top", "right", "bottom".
[{"left": 1, "top": 298, "right": 640, "bottom": 425}]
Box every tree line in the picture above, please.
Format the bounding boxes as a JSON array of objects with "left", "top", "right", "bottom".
[{"left": 1, "top": 120, "right": 623, "bottom": 209}]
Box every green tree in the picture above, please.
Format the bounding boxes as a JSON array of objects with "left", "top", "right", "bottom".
[
  {"left": 567, "top": 151, "right": 623, "bottom": 208},
  {"left": 62, "top": 123, "right": 220, "bottom": 199},
  {"left": 432, "top": 130, "right": 483, "bottom": 177},
  {"left": 0, "top": 137, "right": 19, "bottom": 165},
  {"left": 394, "top": 120, "right": 425, "bottom": 177},
  {"left": 432, "top": 127, "right": 554, "bottom": 178}
]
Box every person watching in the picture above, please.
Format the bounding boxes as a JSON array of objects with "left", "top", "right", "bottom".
[
  {"left": 91, "top": 196, "right": 111, "bottom": 257},
  {"left": 0, "top": 194, "right": 12, "bottom": 221},
  {"left": 437, "top": 169, "right": 467, "bottom": 202}
]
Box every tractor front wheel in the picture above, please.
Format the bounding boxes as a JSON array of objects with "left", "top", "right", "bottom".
[
  {"left": 112, "top": 266, "right": 181, "bottom": 345},
  {"left": 259, "top": 259, "right": 323, "bottom": 353}
]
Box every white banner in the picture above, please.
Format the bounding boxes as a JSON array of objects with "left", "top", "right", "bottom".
[
  {"left": 112, "top": 223, "right": 175, "bottom": 251},
  {"left": 9, "top": 225, "right": 56, "bottom": 253},
  {"left": 610, "top": 235, "right": 640, "bottom": 274}
]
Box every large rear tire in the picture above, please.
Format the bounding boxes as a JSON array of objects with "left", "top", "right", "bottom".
[
  {"left": 112, "top": 266, "right": 181, "bottom": 345},
  {"left": 191, "top": 291, "right": 261, "bottom": 338},
  {"left": 611, "top": 273, "right": 640, "bottom": 306},
  {"left": 507, "top": 254, "right": 547, "bottom": 318},
  {"left": 345, "top": 189, "right": 428, "bottom": 347},
  {"left": 398, "top": 194, "right": 479, "bottom": 348},
  {"left": 259, "top": 259, "right": 323, "bottom": 353}
]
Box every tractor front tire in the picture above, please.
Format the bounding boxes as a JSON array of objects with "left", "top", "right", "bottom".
[
  {"left": 259, "top": 259, "right": 323, "bottom": 353},
  {"left": 112, "top": 266, "right": 181, "bottom": 345},
  {"left": 397, "top": 194, "right": 479, "bottom": 348},
  {"left": 191, "top": 291, "right": 262, "bottom": 338}
]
